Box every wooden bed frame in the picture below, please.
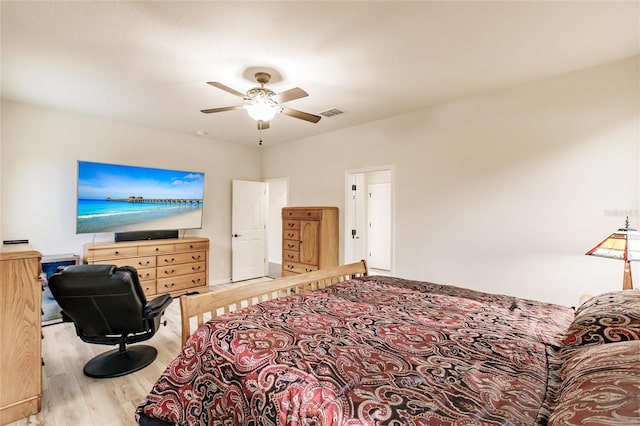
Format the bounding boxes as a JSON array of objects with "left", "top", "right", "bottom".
[{"left": 179, "top": 260, "right": 368, "bottom": 345}]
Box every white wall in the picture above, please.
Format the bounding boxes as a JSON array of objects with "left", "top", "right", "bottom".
[
  {"left": 2, "top": 57, "right": 637, "bottom": 305},
  {"left": 262, "top": 56, "right": 640, "bottom": 306},
  {"left": 0, "top": 101, "right": 262, "bottom": 283}
]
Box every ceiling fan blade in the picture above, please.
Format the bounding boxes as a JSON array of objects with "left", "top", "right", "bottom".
[
  {"left": 281, "top": 107, "right": 321, "bottom": 123},
  {"left": 257, "top": 120, "right": 270, "bottom": 130},
  {"left": 206, "top": 82, "right": 246, "bottom": 98},
  {"left": 200, "top": 105, "right": 244, "bottom": 114},
  {"left": 272, "top": 87, "right": 308, "bottom": 104}
]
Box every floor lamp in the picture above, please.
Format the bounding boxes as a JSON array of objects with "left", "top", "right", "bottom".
[{"left": 586, "top": 217, "right": 640, "bottom": 290}]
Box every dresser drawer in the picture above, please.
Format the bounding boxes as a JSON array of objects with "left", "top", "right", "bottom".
[
  {"left": 138, "top": 244, "right": 175, "bottom": 255},
  {"left": 158, "top": 261, "right": 206, "bottom": 278},
  {"left": 283, "top": 240, "right": 300, "bottom": 251},
  {"left": 175, "top": 241, "right": 209, "bottom": 251},
  {"left": 141, "top": 281, "right": 156, "bottom": 297},
  {"left": 283, "top": 220, "right": 300, "bottom": 230},
  {"left": 158, "top": 251, "right": 206, "bottom": 266},
  {"left": 90, "top": 246, "right": 138, "bottom": 260},
  {"left": 136, "top": 267, "right": 156, "bottom": 282},
  {"left": 283, "top": 229, "right": 299, "bottom": 241},
  {"left": 283, "top": 209, "right": 322, "bottom": 220},
  {"left": 132, "top": 256, "right": 156, "bottom": 269},
  {"left": 157, "top": 272, "right": 206, "bottom": 293},
  {"left": 283, "top": 250, "right": 300, "bottom": 262},
  {"left": 92, "top": 255, "right": 156, "bottom": 269},
  {"left": 283, "top": 262, "right": 318, "bottom": 274}
]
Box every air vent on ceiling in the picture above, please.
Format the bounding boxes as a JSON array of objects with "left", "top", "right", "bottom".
[{"left": 320, "top": 108, "right": 344, "bottom": 117}]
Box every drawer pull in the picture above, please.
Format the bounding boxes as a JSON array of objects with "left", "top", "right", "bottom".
[
  {"left": 192, "top": 266, "right": 201, "bottom": 271},
  {"left": 287, "top": 233, "right": 294, "bottom": 238},
  {"left": 155, "top": 247, "right": 160, "bottom": 251},
  {"left": 138, "top": 260, "right": 150, "bottom": 266},
  {"left": 287, "top": 244, "right": 294, "bottom": 249},
  {"left": 164, "top": 269, "right": 175, "bottom": 275},
  {"left": 139, "top": 273, "right": 150, "bottom": 279},
  {"left": 288, "top": 265, "right": 294, "bottom": 269},
  {"left": 164, "top": 258, "right": 175, "bottom": 263},
  {"left": 288, "top": 254, "right": 294, "bottom": 259},
  {"left": 189, "top": 244, "right": 194, "bottom": 249},
  {"left": 115, "top": 251, "right": 119, "bottom": 255},
  {"left": 164, "top": 283, "right": 175, "bottom": 288},
  {"left": 191, "top": 278, "right": 201, "bottom": 284},
  {"left": 288, "top": 223, "right": 295, "bottom": 227},
  {"left": 192, "top": 255, "right": 201, "bottom": 260}
]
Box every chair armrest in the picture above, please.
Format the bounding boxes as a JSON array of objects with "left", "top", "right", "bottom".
[{"left": 143, "top": 294, "right": 173, "bottom": 319}]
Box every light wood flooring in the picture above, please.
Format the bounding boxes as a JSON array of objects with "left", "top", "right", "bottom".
[{"left": 9, "top": 278, "right": 270, "bottom": 426}]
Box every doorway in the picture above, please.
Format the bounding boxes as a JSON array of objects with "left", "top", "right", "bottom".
[
  {"left": 266, "top": 178, "right": 288, "bottom": 278},
  {"left": 344, "top": 167, "right": 394, "bottom": 274}
]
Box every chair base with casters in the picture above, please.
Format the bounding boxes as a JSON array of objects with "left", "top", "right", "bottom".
[{"left": 49, "top": 264, "right": 173, "bottom": 379}]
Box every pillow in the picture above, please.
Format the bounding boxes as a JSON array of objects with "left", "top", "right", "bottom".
[
  {"left": 548, "top": 341, "right": 640, "bottom": 426},
  {"left": 561, "top": 290, "right": 640, "bottom": 347}
]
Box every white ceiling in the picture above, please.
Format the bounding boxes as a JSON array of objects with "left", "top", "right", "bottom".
[{"left": 1, "top": 1, "right": 638, "bottom": 146}]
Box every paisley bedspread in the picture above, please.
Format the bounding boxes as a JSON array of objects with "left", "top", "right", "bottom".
[{"left": 136, "top": 276, "right": 574, "bottom": 425}]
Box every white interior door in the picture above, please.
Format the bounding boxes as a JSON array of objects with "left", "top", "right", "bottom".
[
  {"left": 232, "top": 180, "right": 267, "bottom": 281},
  {"left": 367, "top": 183, "right": 391, "bottom": 270}
]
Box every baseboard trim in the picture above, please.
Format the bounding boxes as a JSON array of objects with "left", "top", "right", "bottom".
[{"left": 210, "top": 277, "right": 233, "bottom": 286}]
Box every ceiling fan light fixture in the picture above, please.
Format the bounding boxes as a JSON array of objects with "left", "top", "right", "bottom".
[
  {"left": 202, "top": 71, "right": 321, "bottom": 127},
  {"left": 246, "top": 97, "right": 279, "bottom": 122}
]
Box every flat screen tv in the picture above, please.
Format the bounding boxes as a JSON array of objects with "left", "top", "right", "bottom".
[{"left": 76, "top": 161, "right": 204, "bottom": 234}]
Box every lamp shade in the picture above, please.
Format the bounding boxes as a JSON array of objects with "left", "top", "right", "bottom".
[
  {"left": 586, "top": 217, "right": 640, "bottom": 290},
  {"left": 586, "top": 221, "right": 640, "bottom": 261}
]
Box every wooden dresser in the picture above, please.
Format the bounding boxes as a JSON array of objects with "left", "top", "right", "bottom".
[
  {"left": 0, "top": 246, "right": 42, "bottom": 425},
  {"left": 282, "top": 207, "right": 338, "bottom": 277},
  {"left": 85, "top": 237, "right": 209, "bottom": 298}
]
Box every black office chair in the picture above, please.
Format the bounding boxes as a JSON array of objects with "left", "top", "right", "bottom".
[{"left": 48, "top": 264, "right": 173, "bottom": 378}]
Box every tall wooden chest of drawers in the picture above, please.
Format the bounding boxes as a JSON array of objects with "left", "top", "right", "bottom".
[
  {"left": 84, "top": 237, "right": 209, "bottom": 297},
  {"left": 282, "top": 207, "right": 338, "bottom": 276},
  {"left": 0, "top": 247, "right": 42, "bottom": 424}
]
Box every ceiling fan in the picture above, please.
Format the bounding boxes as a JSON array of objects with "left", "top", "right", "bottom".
[{"left": 200, "top": 72, "right": 321, "bottom": 130}]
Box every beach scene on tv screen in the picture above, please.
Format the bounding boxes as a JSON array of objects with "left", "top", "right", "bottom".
[{"left": 77, "top": 161, "right": 204, "bottom": 234}]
